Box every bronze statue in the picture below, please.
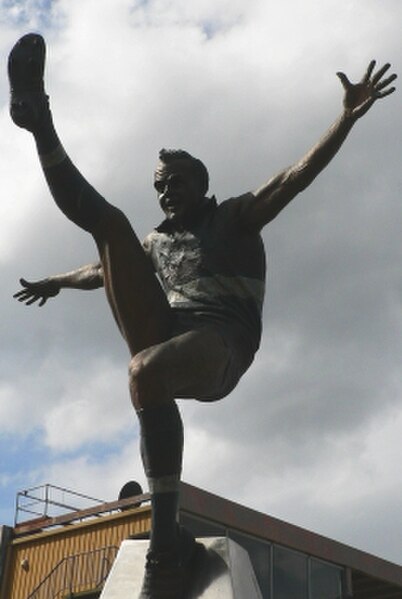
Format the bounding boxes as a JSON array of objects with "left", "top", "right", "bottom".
[{"left": 9, "top": 33, "right": 396, "bottom": 599}]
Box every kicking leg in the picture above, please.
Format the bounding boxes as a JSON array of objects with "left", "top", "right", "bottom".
[
  {"left": 9, "top": 34, "right": 201, "bottom": 596},
  {"left": 8, "top": 33, "right": 172, "bottom": 352}
]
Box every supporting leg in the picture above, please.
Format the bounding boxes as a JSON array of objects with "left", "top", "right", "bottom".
[
  {"left": 137, "top": 403, "right": 183, "bottom": 552},
  {"left": 129, "top": 330, "right": 233, "bottom": 598},
  {"left": 129, "top": 327, "right": 236, "bottom": 556}
]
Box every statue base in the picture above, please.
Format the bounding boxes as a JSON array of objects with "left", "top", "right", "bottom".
[{"left": 100, "top": 536, "right": 262, "bottom": 598}]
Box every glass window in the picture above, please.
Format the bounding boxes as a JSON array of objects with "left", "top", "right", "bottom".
[
  {"left": 229, "top": 530, "right": 271, "bottom": 598},
  {"left": 310, "top": 558, "right": 343, "bottom": 599},
  {"left": 273, "top": 546, "right": 308, "bottom": 599},
  {"left": 179, "top": 512, "right": 226, "bottom": 538}
]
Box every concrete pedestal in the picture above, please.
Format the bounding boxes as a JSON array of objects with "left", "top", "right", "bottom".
[{"left": 100, "top": 536, "right": 262, "bottom": 598}]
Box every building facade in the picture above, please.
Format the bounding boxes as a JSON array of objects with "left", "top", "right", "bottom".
[{"left": 0, "top": 482, "right": 401, "bottom": 598}]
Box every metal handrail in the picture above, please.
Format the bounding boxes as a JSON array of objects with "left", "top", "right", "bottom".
[
  {"left": 26, "top": 545, "right": 118, "bottom": 599},
  {"left": 15, "top": 484, "right": 105, "bottom": 526}
]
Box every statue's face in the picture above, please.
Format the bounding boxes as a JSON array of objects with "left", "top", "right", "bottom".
[{"left": 154, "top": 160, "right": 204, "bottom": 224}]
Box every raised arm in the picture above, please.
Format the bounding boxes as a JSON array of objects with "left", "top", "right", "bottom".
[
  {"left": 244, "top": 61, "right": 397, "bottom": 231},
  {"left": 14, "top": 262, "right": 104, "bottom": 307}
]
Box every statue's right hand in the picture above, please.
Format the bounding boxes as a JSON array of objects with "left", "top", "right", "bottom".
[{"left": 13, "top": 277, "right": 60, "bottom": 307}]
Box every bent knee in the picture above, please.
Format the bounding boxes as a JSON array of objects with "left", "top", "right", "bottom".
[{"left": 128, "top": 350, "right": 170, "bottom": 407}]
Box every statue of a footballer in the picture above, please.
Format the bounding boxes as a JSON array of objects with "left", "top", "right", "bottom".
[{"left": 9, "top": 33, "right": 396, "bottom": 599}]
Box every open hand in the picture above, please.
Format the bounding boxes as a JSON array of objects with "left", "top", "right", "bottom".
[
  {"left": 337, "top": 61, "right": 396, "bottom": 119},
  {"left": 13, "top": 277, "right": 60, "bottom": 307}
]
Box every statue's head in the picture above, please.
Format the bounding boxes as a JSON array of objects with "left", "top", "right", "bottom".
[
  {"left": 154, "top": 148, "right": 209, "bottom": 223},
  {"left": 155, "top": 149, "right": 209, "bottom": 195}
]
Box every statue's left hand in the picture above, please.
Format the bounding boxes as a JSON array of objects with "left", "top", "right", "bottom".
[{"left": 337, "top": 61, "right": 397, "bottom": 119}]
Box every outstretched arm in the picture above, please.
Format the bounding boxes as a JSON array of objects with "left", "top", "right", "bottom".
[
  {"left": 14, "top": 262, "right": 104, "bottom": 307},
  {"left": 243, "top": 61, "right": 397, "bottom": 230}
]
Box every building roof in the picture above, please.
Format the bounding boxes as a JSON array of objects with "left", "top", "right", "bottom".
[{"left": 179, "top": 482, "right": 402, "bottom": 598}]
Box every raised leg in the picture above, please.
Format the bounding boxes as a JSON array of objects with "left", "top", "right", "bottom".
[
  {"left": 8, "top": 34, "right": 173, "bottom": 353},
  {"left": 93, "top": 206, "right": 173, "bottom": 354}
]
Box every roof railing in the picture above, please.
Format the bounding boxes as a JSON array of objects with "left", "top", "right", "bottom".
[{"left": 15, "top": 484, "right": 105, "bottom": 527}]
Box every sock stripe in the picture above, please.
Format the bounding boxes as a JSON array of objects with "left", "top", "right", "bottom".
[
  {"left": 39, "top": 144, "right": 67, "bottom": 168},
  {"left": 148, "top": 474, "right": 180, "bottom": 494}
]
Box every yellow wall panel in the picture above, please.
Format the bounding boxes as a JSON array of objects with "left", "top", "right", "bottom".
[{"left": 3, "top": 507, "right": 151, "bottom": 599}]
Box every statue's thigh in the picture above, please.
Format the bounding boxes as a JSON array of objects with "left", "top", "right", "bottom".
[{"left": 142, "top": 328, "right": 241, "bottom": 401}]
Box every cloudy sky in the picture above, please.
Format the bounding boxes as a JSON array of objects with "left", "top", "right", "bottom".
[{"left": 0, "top": 0, "right": 401, "bottom": 566}]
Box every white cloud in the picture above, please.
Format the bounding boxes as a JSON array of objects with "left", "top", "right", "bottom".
[
  {"left": 0, "top": 383, "right": 21, "bottom": 430},
  {"left": 33, "top": 439, "right": 146, "bottom": 504},
  {"left": 43, "top": 360, "right": 134, "bottom": 451}
]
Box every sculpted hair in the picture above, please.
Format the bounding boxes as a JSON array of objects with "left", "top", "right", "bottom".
[{"left": 158, "top": 148, "right": 209, "bottom": 195}]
